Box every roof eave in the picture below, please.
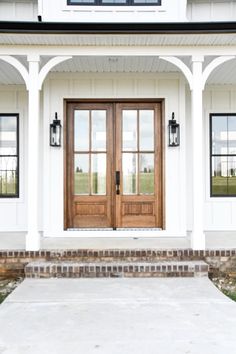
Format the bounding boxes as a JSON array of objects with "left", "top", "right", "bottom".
[{"left": 0, "top": 21, "right": 236, "bottom": 35}]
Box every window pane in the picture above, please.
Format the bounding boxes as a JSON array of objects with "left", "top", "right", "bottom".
[
  {"left": 0, "top": 156, "right": 17, "bottom": 195},
  {"left": 133, "top": 0, "right": 159, "bottom": 3},
  {"left": 228, "top": 156, "right": 236, "bottom": 195},
  {"left": 91, "top": 154, "right": 106, "bottom": 195},
  {"left": 122, "top": 110, "right": 137, "bottom": 151},
  {"left": 91, "top": 110, "right": 106, "bottom": 151},
  {"left": 69, "top": 0, "right": 95, "bottom": 3},
  {"left": 211, "top": 156, "right": 228, "bottom": 195},
  {"left": 139, "top": 154, "right": 154, "bottom": 195},
  {"left": 74, "top": 154, "right": 89, "bottom": 195},
  {"left": 74, "top": 110, "right": 89, "bottom": 151},
  {"left": 212, "top": 115, "right": 228, "bottom": 155},
  {"left": 102, "top": 0, "right": 126, "bottom": 3},
  {"left": 139, "top": 110, "right": 154, "bottom": 151},
  {"left": 228, "top": 116, "right": 236, "bottom": 155},
  {"left": 0, "top": 116, "right": 17, "bottom": 156},
  {"left": 122, "top": 153, "right": 137, "bottom": 194}
]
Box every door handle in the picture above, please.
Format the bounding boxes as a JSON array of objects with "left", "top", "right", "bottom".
[{"left": 115, "top": 171, "right": 120, "bottom": 195}]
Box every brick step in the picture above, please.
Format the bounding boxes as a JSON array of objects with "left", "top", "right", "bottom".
[{"left": 25, "top": 260, "right": 209, "bottom": 278}]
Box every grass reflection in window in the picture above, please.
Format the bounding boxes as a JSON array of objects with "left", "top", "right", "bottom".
[{"left": 210, "top": 114, "right": 236, "bottom": 197}]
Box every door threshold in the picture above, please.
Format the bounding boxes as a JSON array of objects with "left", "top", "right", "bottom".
[
  {"left": 67, "top": 228, "right": 113, "bottom": 231},
  {"left": 67, "top": 228, "right": 162, "bottom": 231}
]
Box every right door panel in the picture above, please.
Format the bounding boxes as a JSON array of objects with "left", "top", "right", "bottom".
[{"left": 115, "top": 103, "right": 163, "bottom": 228}]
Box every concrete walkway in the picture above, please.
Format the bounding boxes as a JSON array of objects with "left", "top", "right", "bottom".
[{"left": 0, "top": 278, "right": 235, "bottom": 353}]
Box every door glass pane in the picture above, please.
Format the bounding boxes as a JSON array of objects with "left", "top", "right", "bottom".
[
  {"left": 139, "top": 154, "right": 154, "bottom": 195},
  {"left": 122, "top": 153, "right": 137, "bottom": 194},
  {"left": 74, "top": 154, "right": 89, "bottom": 195},
  {"left": 91, "top": 154, "right": 106, "bottom": 195},
  {"left": 139, "top": 110, "right": 154, "bottom": 151},
  {"left": 122, "top": 110, "right": 137, "bottom": 151},
  {"left": 91, "top": 110, "right": 106, "bottom": 151},
  {"left": 228, "top": 116, "right": 236, "bottom": 154},
  {"left": 0, "top": 156, "right": 17, "bottom": 195},
  {"left": 74, "top": 110, "right": 89, "bottom": 151},
  {"left": 0, "top": 116, "right": 17, "bottom": 155},
  {"left": 211, "top": 156, "right": 228, "bottom": 195},
  {"left": 212, "top": 115, "right": 227, "bottom": 155}
]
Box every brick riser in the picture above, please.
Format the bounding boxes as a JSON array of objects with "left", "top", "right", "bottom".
[
  {"left": 0, "top": 249, "right": 235, "bottom": 277},
  {"left": 25, "top": 261, "right": 209, "bottom": 279}
]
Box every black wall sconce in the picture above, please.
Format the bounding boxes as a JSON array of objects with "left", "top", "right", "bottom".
[
  {"left": 168, "top": 112, "right": 180, "bottom": 147},
  {"left": 50, "top": 112, "right": 62, "bottom": 147}
]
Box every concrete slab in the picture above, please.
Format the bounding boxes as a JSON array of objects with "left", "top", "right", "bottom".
[
  {"left": 0, "top": 278, "right": 235, "bottom": 353},
  {"left": 1, "top": 231, "right": 236, "bottom": 250}
]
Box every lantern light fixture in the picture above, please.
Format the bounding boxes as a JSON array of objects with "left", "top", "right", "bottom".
[
  {"left": 50, "top": 112, "right": 62, "bottom": 147},
  {"left": 168, "top": 112, "right": 180, "bottom": 147}
]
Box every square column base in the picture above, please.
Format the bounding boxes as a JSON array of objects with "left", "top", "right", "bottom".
[
  {"left": 25, "top": 232, "right": 41, "bottom": 251},
  {"left": 191, "top": 231, "right": 205, "bottom": 250}
]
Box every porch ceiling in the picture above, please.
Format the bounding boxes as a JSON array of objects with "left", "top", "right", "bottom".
[
  {"left": 1, "top": 56, "right": 236, "bottom": 85},
  {"left": 1, "top": 33, "right": 236, "bottom": 46}
]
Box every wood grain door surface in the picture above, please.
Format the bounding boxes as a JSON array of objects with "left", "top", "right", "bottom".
[{"left": 65, "top": 102, "right": 162, "bottom": 229}]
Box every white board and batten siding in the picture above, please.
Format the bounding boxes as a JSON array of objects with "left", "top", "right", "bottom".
[
  {"left": 0, "top": 86, "right": 27, "bottom": 231},
  {"left": 0, "top": 0, "right": 38, "bottom": 21},
  {"left": 40, "top": 0, "right": 187, "bottom": 23},
  {"left": 204, "top": 86, "right": 236, "bottom": 231},
  {"left": 187, "top": 0, "right": 236, "bottom": 21},
  {"left": 0, "top": 0, "right": 236, "bottom": 23},
  {"left": 0, "top": 85, "right": 44, "bottom": 232}
]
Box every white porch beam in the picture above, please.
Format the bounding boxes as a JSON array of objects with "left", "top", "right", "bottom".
[
  {"left": 1, "top": 45, "right": 236, "bottom": 57},
  {"left": 191, "top": 56, "right": 205, "bottom": 250},
  {"left": 25, "top": 54, "right": 41, "bottom": 251}
]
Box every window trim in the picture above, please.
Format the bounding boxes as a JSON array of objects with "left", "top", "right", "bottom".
[
  {"left": 67, "top": 0, "right": 161, "bottom": 6},
  {"left": 0, "top": 113, "right": 19, "bottom": 199},
  {"left": 210, "top": 113, "right": 236, "bottom": 198}
]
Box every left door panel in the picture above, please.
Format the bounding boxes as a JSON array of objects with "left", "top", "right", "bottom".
[{"left": 66, "top": 103, "right": 113, "bottom": 228}]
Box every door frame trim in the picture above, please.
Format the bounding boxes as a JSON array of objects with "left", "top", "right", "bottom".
[{"left": 64, "top": 98, "right": 165, "bottom": 231}]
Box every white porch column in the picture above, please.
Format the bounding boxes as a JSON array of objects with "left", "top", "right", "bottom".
[
  {"left": 191, "top": 56, "right": 205, "bottom": 250},
  {"left": 25, "top": 55, "right": 41, "bottom": 251}
]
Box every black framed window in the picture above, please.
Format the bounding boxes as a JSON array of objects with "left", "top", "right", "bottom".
[
  {"left": 67, "top": 0, "right": 161, "bottom": 5},
  {"left": 0, "top": 114, "right": 19, "bottom": 198},
  {"left": 210, "top": 113, "right": 236, "bottom": 197}
]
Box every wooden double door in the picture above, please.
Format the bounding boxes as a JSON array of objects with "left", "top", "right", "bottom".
[{"left": 65, "top": 101, "right": 163, "bottom": 229}]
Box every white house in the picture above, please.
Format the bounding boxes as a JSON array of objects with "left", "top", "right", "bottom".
[{"left": 1, "top": 0, "right": 236, "bottom": 251}]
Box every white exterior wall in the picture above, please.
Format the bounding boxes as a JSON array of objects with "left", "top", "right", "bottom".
[
  {"left": 187, "top": 84, "right": 236, "bottom": 232},
  {"left": 42, "top": 72, "right": 187, "bottom": 237},
  {"left": 40, "top": 0, "right": 187, "bottom": 23},
  {"left": 187, "top": 0, "right": 236, "bottom": 21},
  {"left": 0, "top": 0, "right": 235, "bottom": 23},
  {"left": 0, "top": 85, "right": 44, "bottom": 232},
  {"left": 203, "top": 85, "right": 236, "bottom": 231},
  {"left": 0, "top": 85, "right": 27, "bottom": 231},
  {"left": 1, "top": 77, "right": 236, "bottom": 235},
  {"left": 0, "top": 0, "right": 38, "bottom": 21}
]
